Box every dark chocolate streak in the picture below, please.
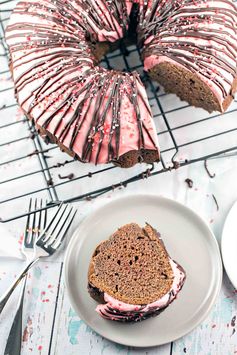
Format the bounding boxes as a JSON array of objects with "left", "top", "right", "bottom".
[
  {"left": 139, "top": 0, "right": 237, "bottom": 98},
  {"left": 99, "top": 305, "right": 168, "bottom": 323},
  {"left": 88, "top": 280, "right": 169, "bottom": 323},
  {"left": 6, "top": 0, "right": 237, "bottom": 164},
  {"left": 6, "top": 0, "right": 160, "bottom": 164}
]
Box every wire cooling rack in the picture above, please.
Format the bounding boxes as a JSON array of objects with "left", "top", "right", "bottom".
[{"left": 1, "top": 0, "right": 237, "bottom": 222}]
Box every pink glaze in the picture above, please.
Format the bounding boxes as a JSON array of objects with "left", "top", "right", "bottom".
[
  {"left": 142, "top": 0, "right": 237, "bottom": 111},
  {"left": 6, "top": 0, "right": 158, "bottom": 164},
  {"left": 96, "top": 259, "right": 186, "bottom": 321},
  {"left": 144, "top": 55, "right": 231, "bottom": 110},
  {"left": 5, "top": 0, "right": 237, "bottom": 167},
  {"left": 6, "top": 0, "right": 159, "bottom": 165}
]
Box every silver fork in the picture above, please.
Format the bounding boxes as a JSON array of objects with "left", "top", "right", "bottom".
[
  {"left": 4, "top": 198, "right": 47, "bottom": 355},
  {"left": 0, "top": 202, "right": 77, "bottom": 314}
]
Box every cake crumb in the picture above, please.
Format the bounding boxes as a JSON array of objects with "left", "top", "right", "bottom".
[{"left": 185, "top": 178, "right": 193, "bottom": 188}]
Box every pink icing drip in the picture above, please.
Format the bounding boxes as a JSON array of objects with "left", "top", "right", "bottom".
[{"left": 48, "top": 72, "right": 159, "bottom": 164}]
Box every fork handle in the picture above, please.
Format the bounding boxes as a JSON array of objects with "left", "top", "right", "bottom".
[
  {"left": 4, "top": 277, "right": 27, "bottom": 355},
  {"left": 0, "top": 257, "right": 39, "bottom": 314}
]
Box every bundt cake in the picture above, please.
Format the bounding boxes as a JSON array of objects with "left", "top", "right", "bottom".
[
  {"left": 88, "top": 223, "right": 186, "bottom": 322},
  {"left": 139, "top": 0, "right": 237, "bottom": 113},
  {"left": 5, "top": 0, "right": 237, "bottom": 167}
]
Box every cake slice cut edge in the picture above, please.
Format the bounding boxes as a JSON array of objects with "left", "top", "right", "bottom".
[
  {"left": 88, "top": 222, "right": 186, "bottom": 322},
  {"left": 145, "top": 58, "right": 237, "bottom": 114}
]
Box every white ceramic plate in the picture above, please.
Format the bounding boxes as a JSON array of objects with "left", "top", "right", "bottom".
[
  {"left": 221, "top": 200, "right": 237, "bottom": 289},
  {"left": 64, "top": 195, "right": 222, "bottom": 347}
]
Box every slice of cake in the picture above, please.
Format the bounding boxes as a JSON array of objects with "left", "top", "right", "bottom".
[{"left": 88, "top": 223, "right": 186, "bottom": 322}]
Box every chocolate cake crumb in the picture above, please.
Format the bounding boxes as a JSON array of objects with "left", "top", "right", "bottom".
[
  {"left": 185, "top": 178, "right": 193, "bottom": 188},
  {"left": 173, "top": 161, "right": 180, "bottom": 169},
  {"left": 47, "top": 177, "right": 54, "bottom": 186},
  {"left": 231, "top": 316, "right": 236, "bottom": 327},
  {"left": 204, "top": 160, "right": 216, "bottom": 178},
  {"left": 58, "top": 173, "right": 74, "bottom": 180},
  {"left": 88, "top": 223, "right": 175, "bottom": 305},
  {"left": 142, "top": 168, "right": 152, "bottom": 179},
  {"left": 212, "top": 194, "right": 219, "bottom": 211},
  {"left": 148, "top": 61, "right": 229, "bottom": 113},
  {"left": 55, "top": 160, "right": 69, "bottom": 168},
  {"left": 41, "top": 134, "right": 52, "bottom": 144},
  {"left": 29, "top": 132, "right": 36, "bottom": 140}
]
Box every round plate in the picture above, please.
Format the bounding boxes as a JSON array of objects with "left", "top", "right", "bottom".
[
  {"left": 221, "top": 201, "right": 237, "bottom": 289},
  {"left": 64, "top": 194, "right": 222, "bottom": 347}
]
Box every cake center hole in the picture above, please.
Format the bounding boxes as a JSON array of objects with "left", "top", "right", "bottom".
[{"left": 99, "top": 38, "right": 137, "bottom": 73}]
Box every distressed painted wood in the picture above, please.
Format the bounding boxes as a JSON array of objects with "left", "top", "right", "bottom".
[
  {"left": 50, "top": 282, "right": 171, "bottom": 355},
  {"left": 1, "top": 261, "right": 235, "bottom": 355},
  {"left": 0, "top": 260, "right": 62, "bottom": 355},
  {"left": 1, "top": 161, "right": 237, "bottom": 354},
  {"left": 173, "top": 274, "right": 237, "bottom": 355},
  {"left": 21, "top": 261, "right": 63, "bottom": 355}
]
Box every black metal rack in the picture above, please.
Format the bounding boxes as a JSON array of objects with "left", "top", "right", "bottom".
[{"left": 1, "top": 0, "right": 237, "bottom": 222}]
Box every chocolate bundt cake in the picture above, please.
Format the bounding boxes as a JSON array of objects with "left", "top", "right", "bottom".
[
  {"left": 88, "top": 223, "right": 186, "bottom": 322},
  {"left": 5, "top": 1, "right": 237, "bottom": 167},
  {"left": 139, "top": 0, "right": 237, "bottom": 113}
]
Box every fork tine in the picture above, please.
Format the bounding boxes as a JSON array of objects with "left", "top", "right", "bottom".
[
  {"left": 49, "top": 206, "right": 74, "bottom": 243},
  {"left": 43, "top": 200, "right": 48, "bottom": 229},
  {"left": 48, "top": 208, "right": 77, "bottom": 249},
  {"left": 27, "top": 198, "right": 40, "bottom": 247},
  {"left": 30, "top": 199, "right": 38, "bottom": 241},
  {"left": 37, "top": 202, "right": 64, "bottom": 243},
  {"left": 49, "top": 204, "right": 69, "bottom": 238},
  {"left": 40, "top": 204, "right": 69, "bottom": 244},
  {"left": 37, "top": 199, "right": 43, "bottom": 236},
  {"left": 24, "top": 198, "right": 32, "bottom": 246},
  {"left": 25, "top": 198, "right": 32, "bottom": 231}
]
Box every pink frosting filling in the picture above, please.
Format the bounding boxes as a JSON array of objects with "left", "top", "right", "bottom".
[{"left": 96, "top": 259, "right": 185, "bottom": 320}]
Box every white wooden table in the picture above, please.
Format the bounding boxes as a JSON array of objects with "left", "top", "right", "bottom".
[
  {"left": 1, "top": 2, "right": 237, "bottom": 351},
  {"left": 1, "top": 158, "right": 237, "bottom": 355}
]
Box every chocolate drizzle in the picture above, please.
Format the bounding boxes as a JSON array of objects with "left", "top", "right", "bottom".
[
  {"left": 6, "top": 0, "right": 160, "bottom": 165},
  {"left": 90, "top": 259, "right": 186, "bottom": 322},
  {"left": 139, "top": 0, "right": 237, "bottom": 99},
  {"left": 5, "top": 0, "right": 237, "bottom": 165}
]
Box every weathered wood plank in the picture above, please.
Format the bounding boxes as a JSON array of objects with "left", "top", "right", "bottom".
[
  {"left": 0, "top": 259, "right": 62, "bottom": 355},
  {"left": 21, "top": 261, "right": 62, "bottom": 355},
  {"left": 51, "top": 283, "right": 171, "bottom": 355},
  {"left": 1, "top": 162, "right": 237, "bottom": 354},
  {"left": 173, "top": 273, "right": 237, "bottom": 355}
]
